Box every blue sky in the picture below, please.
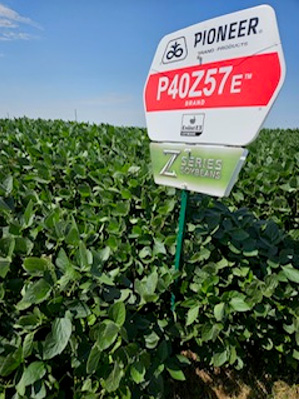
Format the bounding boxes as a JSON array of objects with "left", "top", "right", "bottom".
[{"left": 0, "top": 0, "right": 298, "bottom": 128}]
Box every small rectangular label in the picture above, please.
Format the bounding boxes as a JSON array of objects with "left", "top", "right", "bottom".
[{"left": 181, "top": 114, "right": 205, "bottom": 137}]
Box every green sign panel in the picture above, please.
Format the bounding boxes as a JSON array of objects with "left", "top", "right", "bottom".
[{"left": 150, "top": 142, "right": 248, "bottom": 197}]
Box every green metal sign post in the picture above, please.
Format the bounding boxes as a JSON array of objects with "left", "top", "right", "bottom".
[{"left": 171, "top": 189, "right": 189, "bottom": 312}]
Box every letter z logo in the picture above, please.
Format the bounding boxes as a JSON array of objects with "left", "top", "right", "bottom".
[{"left": 159, "top": 150, "right": 181, "bottom": 177}]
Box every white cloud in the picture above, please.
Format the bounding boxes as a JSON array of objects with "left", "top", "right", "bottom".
[
  {"left": 0, "top": 4, "right": 41, "bottom": 29},
  {"left": 0, "top": 31, "right": 36, "bottom": 41},
  {"left": 0, "top": 18, "right": 17, "bottom": 28},
  {"left": 0, "top": 3, "right": 41, "bottom": 41}
]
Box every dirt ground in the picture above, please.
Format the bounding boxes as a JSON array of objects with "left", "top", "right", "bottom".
[
  {"left": 169, "top": 353, "right": 299, "bottom": 399},
  {"left": 171, "top": 368, "right": 299, "bottom": 399}
]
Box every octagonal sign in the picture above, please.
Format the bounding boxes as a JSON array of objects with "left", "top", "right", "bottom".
[{"left": 144, "top": 5, "right": 286, "bottom": 146}]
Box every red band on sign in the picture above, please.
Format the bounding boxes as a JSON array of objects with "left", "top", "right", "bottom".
[{"left": 144, "top": 52, "right": 281, "bottom": 112}]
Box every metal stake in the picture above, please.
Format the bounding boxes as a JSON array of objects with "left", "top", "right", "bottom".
[{"left": 171, "top": 189, "right": 189, "bottom": 312}]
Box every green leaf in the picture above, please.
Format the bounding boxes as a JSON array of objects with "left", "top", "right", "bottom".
[
  {"left": 78, "top": 183, "right": 91, "bottom": 197},
  {"left": 0, "top": 236, "right": 15, "bottom": 258},
  {"left": 43, "top": 317, "right": 72, "bottom": 359},
  {"left": 176, "top": 354, "right": 191, "bottom": 365},
  {"left": 86, "top": 343, "right": 101, "bottom": 374},
  {"left": 23, "top": 257, "right": 48, "bottom": 276},
  {"left": 65, "top": 218, "right": 80, "bottom": 245},
  {"left": 229, "top": 346, "right": 238, "bottom": 365},
  {"left": 231, "top": 229, "right": 249, "bottom": 241},
  {"left": 230, "top": 297, "right": 251, "bottom": 312},
  {"left": 146, "top": 270, "right": 158, "bottom": 293},
  {"left": 17, "top": 314, "right": 41, "bottom": 330},
  {"left": 153, "top": 240, "right": 167, "bottom": 255},
  {"left": 23, "top": 200, "right": 35, "bottom": 227},
  {"left": 15, "top": 237, "right": 34, "bottom": 255},
  {"left": 0, "top": 283, "right": 4, "bottom": 300},
  {"left": 158, "top": 199, "right": 175, "bottom": 215},
  {"left": 139, "top": 246, "right": 152, "bottom": 259},
  {"left": 109, "top": 302, "right": 126, "bottom": 327},
  {"left": 283, "top": 323, "right": 295, "bottom": 334},
  {"left": 2, "top": 175, "right": 13, "bottom": 195},
  {"left": 16, "top": 361, "right": 46, "bottom": 396},
  {"left": 78, "top": 241, "right": 92, "bottom": 269},
  {"left": 56, "top": 248, "right": 70, "bottom": 271},
  {"left": 130, "top": 360, "right": 146, "bottom": 384},
  {"left": 0, "top": 197, "right": 12, "bottom": 211},
  {"left": 68, "top": 300, "right": 91, "bottom": 319},
  {"left": 202, "top": 323, "right": 220, "bottom": 342},
  {"left": 186, "top": 305, "right": 200, "bottom": 326},
  {"left": 167, "top": 367, "right": 186, "bottom": 381},
  {"left": 105, "top": 362, "right": 123, "bottom": 393},
  {"left": 293, "top": 349, "right": 299, "bottom": 360},
  {"left": 0, "top": 257, "right": 10, "bottom": 278},
  {"left": 99, "top": 246, "right": 111, "bottom": 262},
  {"left": 96, "top": 321, "right": 119, "bottom": 351},
  {"left": 135, "top": 270, "right": 159, "bottom": 303},
  {"left": 23, "top": 332, "right": 35, "bottom": 358},
  {"left": 213, "top": 350, "right": 228, "bottom": 367},
  {"left": 17, "top": 279, "right": 52, "bottom": 310},
  {"left": 0, "top": 346, "right": 22, "bottom": 377},
  {"left": 96, "top": 273, "right": 114, "bottom": 286},
  {"left": 157, "top": 341, "right": 170, "bottom": 362},
  {"left": 282, "top": 265, "right": 299, "bottom": 284},
  {"left": 128, "top": 165, "right": 140, "bottom": 174},
  {"left": 229, "top": 243, "right": 241, "bottom": 254},
  {"left": 31, "top": 380, "right": 47, "bottom": 399},
  {"left": 188, "top": 248, "right": 211, "bottom": 263},
  {"left": 145, "top": 331, "right": 160, "bottom": 349},
  {"left": 243, "top": 249, "right": 258, "bottom": 257},
  {"left": 214, "top": 303, "right": 225, "bottom": 321},
  {"left": 112, "top": 201, "right": 130, "bottom": 216}
]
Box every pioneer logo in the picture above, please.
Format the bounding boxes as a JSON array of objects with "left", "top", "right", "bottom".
[
  {"left": 194, "top": 17, "right": 259, "bottom": 47},
  {"left": 162, "top": 37, "right": 188, "bottom": 64}
]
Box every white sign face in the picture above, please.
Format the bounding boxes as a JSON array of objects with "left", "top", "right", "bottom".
[{"left": 144, "top": 5, "right": 285, "bottom": 146}]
